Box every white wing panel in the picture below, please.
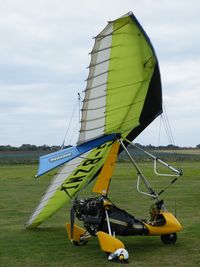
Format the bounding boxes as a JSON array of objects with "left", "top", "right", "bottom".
[
  {"left": 25, "top": 151, "right": 90, "bottom": 227},
  {"left": 78, "top": 23, "right": 113, "bottom": 144}
]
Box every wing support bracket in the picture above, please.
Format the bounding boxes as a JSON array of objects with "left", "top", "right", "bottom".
[
  {"left": 119, "top": 139, "right": 158, "bottom": 199},
  {"left": 121, "top": 138, "right": 182, "bottom": 197},
  {"left": 127, "top": 140, "right": 182, "bottom": 177}
]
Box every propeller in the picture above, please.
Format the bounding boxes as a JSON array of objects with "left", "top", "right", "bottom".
[
  {"left": 60, "top": 186, "right": 76, "bottom": 241},
  {"left": 70, "top": 201, "right": 76, "bottom": 241}
]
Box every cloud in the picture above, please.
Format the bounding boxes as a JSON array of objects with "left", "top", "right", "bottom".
[{"left": 0, "top": 0, "right": 199, "bottom": 146}]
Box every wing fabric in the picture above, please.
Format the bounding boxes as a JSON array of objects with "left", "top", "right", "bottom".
[
  {"left": 78, "top": 12, "right": 162, "bottom": 144},
  {"left": 26, "top": 140, "right": 114, "bottom": 228}
]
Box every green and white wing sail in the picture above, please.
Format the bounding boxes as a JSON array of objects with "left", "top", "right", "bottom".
[{"left": 78, "top": 12, "right": 162, "bottom": 144}]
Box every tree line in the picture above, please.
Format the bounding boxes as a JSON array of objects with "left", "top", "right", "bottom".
[
  {"left": 0, "top": 143, "right": 199, "bottom": 152},
  {"left": 0, "top": 144, "right": 72, "bottom": 152}
]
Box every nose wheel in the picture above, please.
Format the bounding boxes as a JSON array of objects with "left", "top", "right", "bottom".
[
  {"left": 161, "top": 233, "right": 177, "bottom": 245},
  {"left": 72, "top": 239, "right": 88, "bottom": 246}
]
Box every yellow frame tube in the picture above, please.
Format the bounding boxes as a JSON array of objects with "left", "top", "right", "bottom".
[{"left": 92, "top": 141, "right": 120, "bottom": 195}]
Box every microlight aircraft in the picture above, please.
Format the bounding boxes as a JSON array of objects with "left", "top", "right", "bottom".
[{"left": 26, "top": 12, "right": 182, "bottom": 263}]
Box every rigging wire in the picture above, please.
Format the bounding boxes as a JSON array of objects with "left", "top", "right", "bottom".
[
  {"left": 157, "top": 114, "right": 162, "bottom": 147},
  {"left": 61, "top": 93, "right": 82, "bottom": 148},
  {"left": 68, "top": 120, "right": 80, "bottom": 145},
  {"left": 78, "top": 93, "right": 81, "bottom": 123},
  {"left": 163, "top": 104, "right": 175, "bottom": 145},
  {"left": 161, "top": 102, "right": 182, "bottom": 171}
]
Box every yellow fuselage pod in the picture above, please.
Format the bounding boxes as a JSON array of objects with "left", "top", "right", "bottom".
[
  {"left": 144, "top": 211, "right": 182, "bottom": 235},
  {"left": 92, "top": 141, "right": 120, "bottom": 195}
]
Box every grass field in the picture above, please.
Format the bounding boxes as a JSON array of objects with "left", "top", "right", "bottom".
[{"left": 0, "top": 162, "right": 200, "bottom": 266}]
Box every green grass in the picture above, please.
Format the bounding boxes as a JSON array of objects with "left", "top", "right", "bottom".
[
  {"left": 0, "top": 162, "right": 200, "bottom": 266},
  {"left": 158, "top": 149, "right": 200, "bottom": 155}
]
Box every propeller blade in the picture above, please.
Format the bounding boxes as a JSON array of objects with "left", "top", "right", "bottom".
[{"left": 70, "top": 205, "right": 76, "bottom": 240}]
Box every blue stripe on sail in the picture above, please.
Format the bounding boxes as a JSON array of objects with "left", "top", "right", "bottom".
[{"left": 36, "top": 134, "right": 116, "bottom": 177}]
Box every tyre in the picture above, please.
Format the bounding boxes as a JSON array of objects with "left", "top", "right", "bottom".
[
  {"left": 72, "top": 236, "right": 88, "bottom": 246},
  {"left": 161, "top": 233, "right": 177, "bottom": 245},
  {"left": 72, "top": 240, "right": 88, "bottom": 246}
]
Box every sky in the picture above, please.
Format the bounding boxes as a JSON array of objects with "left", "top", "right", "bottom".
[{"left": 0, "top": 0, "right": 199, "bottom": 147}]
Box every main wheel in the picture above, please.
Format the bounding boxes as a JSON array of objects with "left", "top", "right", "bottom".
[
  {"left": 161, "top": 233, "right": 177, "bottom": 245},
  {"left": 72, "top": 235, "right": 88, "bottom": 246},
  {"left": 72, "top": 239, "right": 88, "bottom": 246}
]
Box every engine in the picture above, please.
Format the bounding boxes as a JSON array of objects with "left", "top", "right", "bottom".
[{"left": 72, "top": 196, "right": 105, "bottom": 235}]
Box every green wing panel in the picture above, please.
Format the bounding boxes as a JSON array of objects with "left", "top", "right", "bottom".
[
  {"left": 106, "top": 16, "right": 156, "bottom": 136},
  {"left": 26, "top": 141, "right": 113, "bottom": 229}
]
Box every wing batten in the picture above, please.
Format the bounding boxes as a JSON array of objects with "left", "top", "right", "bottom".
[{"left": 83, "top": 81, "right": 107, "bottom": 91}]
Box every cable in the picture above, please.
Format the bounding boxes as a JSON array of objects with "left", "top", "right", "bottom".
[
  {"left": 61, "top": 93, "right": 81, "bottom": 148},
  {"left": 157, "top": 114, "right": 162, "bottom": 147},
  {"left": 162, "top": 102, "right": 182, "bottom": 171}
]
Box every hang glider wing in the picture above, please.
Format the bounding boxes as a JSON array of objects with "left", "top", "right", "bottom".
[
  {"left": 78, "top": 12, "right": 162, "bottom": 144},
  {"left": 26, "top": 12, "right": 162, "bottom": 229}
]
